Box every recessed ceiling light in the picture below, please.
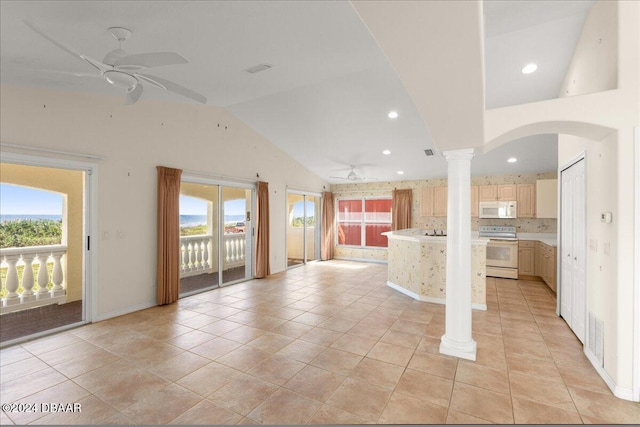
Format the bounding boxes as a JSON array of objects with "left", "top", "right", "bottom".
[
  {"left": 522, "top": 63, "right": 537, "bottom": 74},
  {"left": 383, "top": 149, "right": 391, "bottom": 155},
  {"left": 397, "top": 170, "right": 404, "bottom": 175},
  {"left": 508, "top": 157, "right": 518, "bottom": 163},
  {"left": 388, "top": 111, "right": 398, "bottom": 119}
]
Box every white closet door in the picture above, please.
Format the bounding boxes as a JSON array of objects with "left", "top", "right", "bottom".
[
  {"left": 572, "top": 160, "right": 587, "bottom": 342},
  {"left": 561, "top": 166, "right": 574, "bottom": 326},
  {"left": 560, "top": 158, "right": 586, "bottom": 343}
]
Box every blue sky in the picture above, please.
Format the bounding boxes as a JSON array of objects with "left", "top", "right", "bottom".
[
  {"left": 0, "top": 183, "right": 63, "bottom": 215},
  {"left": 180, "top": 195, "right": 246, "bottom": 216},
  {"left": 292, "top": 200, "right": 317, "bottom": 217}
]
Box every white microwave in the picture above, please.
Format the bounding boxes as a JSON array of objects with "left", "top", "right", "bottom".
[{"left": 479, "top": 201, "right": 517, "bottom": 219}]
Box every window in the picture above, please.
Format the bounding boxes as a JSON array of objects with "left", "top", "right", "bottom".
[{"left": 337, "top": 198, "right": 392, "bottom": 248}]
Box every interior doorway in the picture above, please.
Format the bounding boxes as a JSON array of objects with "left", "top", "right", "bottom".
[
  {"left": 0, "top": 157, "right": 93, "bottom": 346},
  {"left": 286, "top": 191, "right": 321, "bottom": 268}
]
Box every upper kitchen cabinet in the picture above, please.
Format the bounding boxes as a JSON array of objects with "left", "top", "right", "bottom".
[
  {"left": 433, "top": 186, "right": 448, "bottom": 217},
  {"left": 479, "top": 185, "right": 497, "bottom": 201},
  {"left": 421, "top": 186, "right": 447, "bottom": 217},
  {"left": 421, "top": 187, "right": 434, "bottom": 216},
  {"left": 517, "top": 183, "right": 536, "bottom": 218},
  {"left": 498, "top": 184, "right": 517, "bottom": 200},
  {"left": 471, "top": 186, "right": 479, "bottom": 218},
  {"left": 536, "top": 179, "right": 558, "bottom": 218},
  {"left": 479, "top": 184, "right": 517, "bottom": 201}
]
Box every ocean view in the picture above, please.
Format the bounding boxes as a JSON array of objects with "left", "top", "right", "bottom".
[
  {"left": 0, "top": 214, "right": 62, "bottom": 222},
  {"left": 0, "top": 214, "right": 245, "bottom": 227}
]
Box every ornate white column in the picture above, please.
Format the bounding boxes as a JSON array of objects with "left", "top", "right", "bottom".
[{"left": 440, "top": 148, "right": 476, "bottom": 361}]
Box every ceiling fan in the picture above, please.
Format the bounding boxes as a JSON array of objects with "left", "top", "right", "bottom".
[
  {"left": 23, "top": 21, "right": 207, "bottom": 105},
  {"left": 330, "top": 165, "right": 378, "bottom": 182}
]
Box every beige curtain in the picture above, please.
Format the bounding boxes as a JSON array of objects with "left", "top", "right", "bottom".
[
  {"left": 392, "top": 188, "right": 412, "bottom": 231},
  {"left": 157, "top": 166, "right": 182, "bottom": 305},
  {"left": 255, "top": 181, "right": 270, "bottom": 278},
  {"left": 321, "top": 191, "right": 335, "bottom": 260}
]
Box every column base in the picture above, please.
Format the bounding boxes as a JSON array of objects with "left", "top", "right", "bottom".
[{"left": 439, "top": 334, "right": 477, "bottom": 361}]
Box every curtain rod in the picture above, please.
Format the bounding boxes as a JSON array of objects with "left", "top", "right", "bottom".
[
  {"left": 181, "top": 168, "right": 257, "bottom": 185},
  {"left": 331, "top": 188, "right": 392, "bottom": 194},
  {"left": 285, "top": 184, "right": 325, "bottom": 194},
  {"left": 1, "top": 142, "right": 105, "bottom": 160}
]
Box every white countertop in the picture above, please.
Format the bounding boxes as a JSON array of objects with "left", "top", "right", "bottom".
[
  {"left": 384, "top": 229, "right": 556, "bottom": 247},
  {"left": 383, "top": 228, "right": 489, "bottom": 245},
  {"left": 517, "top": 233, "right": 558, "bottom": 247}
]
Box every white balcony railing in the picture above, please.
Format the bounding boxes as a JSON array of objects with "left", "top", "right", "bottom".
[
  {"left": 223, "top": 233, "right": 245, "bottom": 269},
  {"left": 180, "top": 233, "right": 245, "bottom": 278},
  {"left": 0, "top": 244, "right": 67, "bottom": 314}
]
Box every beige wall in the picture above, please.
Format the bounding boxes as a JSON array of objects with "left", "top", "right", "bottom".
[
  {"left": 557, "top": 0, "right": 638, "bottom": 393},
  {"left": 0, "top": 86, "right": 328, "bottom": 318},
  {"left": 0, "top": 163, "right": 84, "bottom": 302}
]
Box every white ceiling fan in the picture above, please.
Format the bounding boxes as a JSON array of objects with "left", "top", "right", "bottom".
[
  {"left": 23, "top": 21, "right": 207, "bottom": 105},
  {"left": 330, "top": 165, "right": 378, "bottom": 182}
]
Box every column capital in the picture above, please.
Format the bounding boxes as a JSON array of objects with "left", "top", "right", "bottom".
[{"left": 442, "top": 148, "right": 475, "bottom": 161}]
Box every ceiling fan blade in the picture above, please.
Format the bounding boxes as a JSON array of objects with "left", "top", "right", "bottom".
[
  {"left": 115, "top": 52, "right": 188, "bottom": 69},
  {"left": 136, "top": 73, "right": 207, "bottom": 104},
  {"left": 3, "top": 66, "right": 102, "bottom": 79},
  {"left": 125, "top": 83, "right": 144, "bottom": 105},
  {"left": 23, "top": 20, "right": 108, "bottom": 72}
]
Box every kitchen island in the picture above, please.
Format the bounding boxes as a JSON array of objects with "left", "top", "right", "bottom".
[{"left": 382, "top": 228, "right": 489, "bottom": 310}]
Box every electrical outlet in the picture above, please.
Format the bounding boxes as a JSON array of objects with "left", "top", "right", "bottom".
[{"left": 604, "top": 242, "right": 610, "bottom": 256}]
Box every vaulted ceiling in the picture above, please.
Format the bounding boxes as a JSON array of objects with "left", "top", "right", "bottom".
[{"left": 0, "top": 1, "right": 593, "bottom": 182}]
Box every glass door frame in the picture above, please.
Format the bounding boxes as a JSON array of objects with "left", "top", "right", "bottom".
[
  {"left": 285, "top": 189, "right": 322, "bottom": 268},
  {"left": 0, "top": 151, "right": 97, "bottom": 347},
  {"left": 180, "top": 174, "right": 255, "bottom": 289}
]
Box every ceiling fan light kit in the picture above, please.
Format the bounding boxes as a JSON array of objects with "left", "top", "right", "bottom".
[
  {"left": 23, "top": 20, "right": 207, "bottom": 105},
  {"left": 108, "top": 27, "right": 131, "bottom": 42},
  {"left": 330, "top": 165, "right": 378, "bottom": 182}
]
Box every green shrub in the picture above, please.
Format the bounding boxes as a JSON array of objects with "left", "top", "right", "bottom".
[{"left": 0, "top": 219, "right": 62, "bottom": 248}]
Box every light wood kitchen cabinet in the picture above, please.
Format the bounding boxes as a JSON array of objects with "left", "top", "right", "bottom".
[
  {"left": 518, "top": 240, "right": 536, "bottom": 276},
  {"left": 497, "top": 184, "right": 517, "bottom": 201},
  {"left": 517, "top": 183, "right": 536, "bottom": 218},
  {"left": 421, "top": 186, "right": 447, "bottom": 217},
  {"left": 479, "top": 184, "right": 517, "bottom": 201},
  {"left": 470, "top": 186, "right": 479, "bottom": 218},
  {"left": 536, "top": 179, "right": 558, "bottom": 218},
  {"left": 433, "top": 186, "right": 448, "bottom": 217},
  {"left": 526, "top": 240, "right": 557, "bottom": 292},
  {"left": 479, "top": 185, "right": 498, "bottom": 201},
  {"left": 534, "top": 241, "right": 557, "bottom": 292},
  {"left": 535, "top": 241, "right": 543, "bottom": 277},
  {"left": 543, "top": 244, "right": 557, "bottom": 292},
  {"left": 421, "top": 187, "right": 434, "bottom": 216}
]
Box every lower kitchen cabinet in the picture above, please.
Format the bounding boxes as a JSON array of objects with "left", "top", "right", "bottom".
[
  {"left": 518, "top": 240, "right": 536, "bottom": 276},
  {"left": 519, "top": 240, "right": 556, "bottom": 292}
]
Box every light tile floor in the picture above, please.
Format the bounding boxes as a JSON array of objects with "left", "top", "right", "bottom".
[{"left": 1, "top": 260, "right": 639, "bottom": 425}]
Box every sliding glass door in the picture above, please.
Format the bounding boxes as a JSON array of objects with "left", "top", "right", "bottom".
[
  {"left": 221, "top": 186, "right": 252, "bottom": 285},
  {"left": 179, "top": 179, "right": 253, "bottom": 296},
  {"left": 286, "top": 191, "right": 321, "bottom": 268}
]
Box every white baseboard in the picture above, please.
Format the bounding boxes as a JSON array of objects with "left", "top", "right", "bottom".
[
  {"left": 387, "top": 281, "right": 487, "bottom": 311},
  {"left": 333, "top": 256, "right": 388, "bottom": 264},
  {"left": 94, "top": 301, "right": 156, "bottom": 322},
  {"left": 584, "top": 346, "right": 637, "bottom": 401}
]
